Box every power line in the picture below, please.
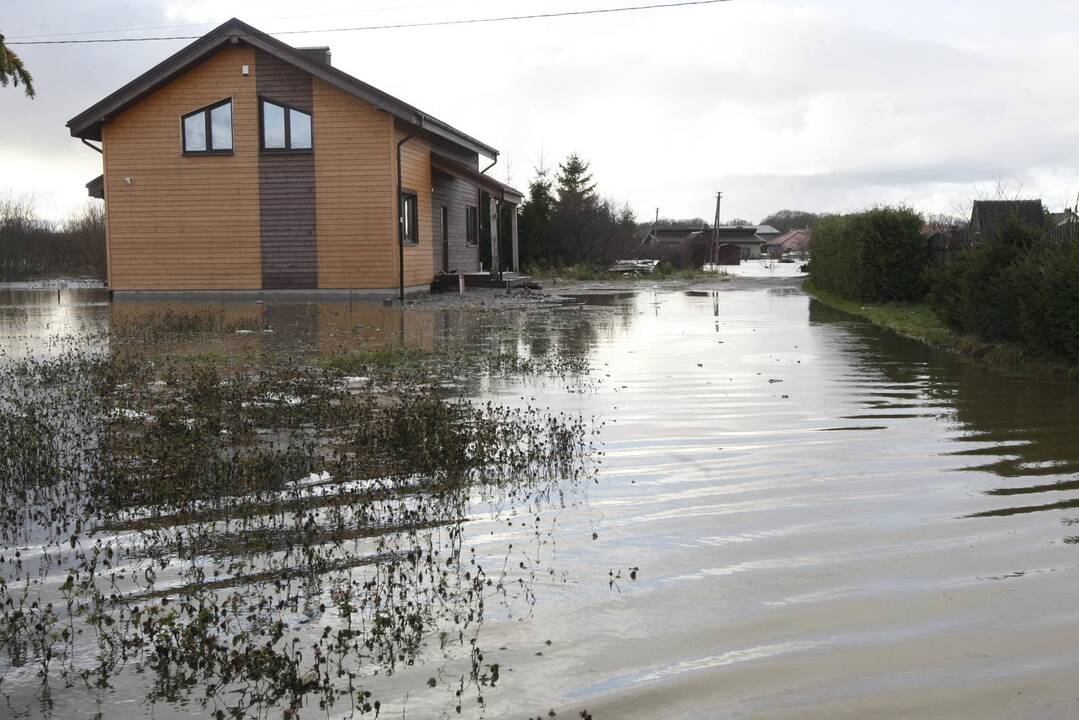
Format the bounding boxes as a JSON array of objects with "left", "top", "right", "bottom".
[
  {"left": 6, "top": 0, "right": 734, "bottom": 46},
  {"left": 5, "top": 1, "right": 464, "bottom": 41}
]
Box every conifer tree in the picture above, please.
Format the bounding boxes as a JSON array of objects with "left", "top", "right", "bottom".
[
  {"left": 518, "top": 160, "right": 554, "bottom": 268},
  {"left": 0, "top": 34, "right": 35, "bottom": 98}
]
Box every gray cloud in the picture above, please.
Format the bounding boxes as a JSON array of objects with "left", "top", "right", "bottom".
[{"left": 3, "top": 0, "right": 1079, "bottom": 223}]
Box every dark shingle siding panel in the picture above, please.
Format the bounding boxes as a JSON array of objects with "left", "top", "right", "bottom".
[
  {"left": 433, "top": 170, "right": 481, "bottom": 273},
  {"left": 256, "top": 50, "right": 317, "bottom": 289}
]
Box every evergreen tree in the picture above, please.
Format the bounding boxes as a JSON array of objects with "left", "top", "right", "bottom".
[
  {"left": 554, "top": 154, "right": 597, "bottom": 210},
  {"left": 518, "top": 160, "right": 554, "bottom": 268},
  {"left": 0, "top": 34, "right": 35, "bottom": 98},
  {"left": 519, "top": 152, "right": 638, "bottom": 268}
]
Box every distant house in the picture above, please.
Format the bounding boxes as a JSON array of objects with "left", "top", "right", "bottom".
[
  {"left": 644, "top": 223, "right": 772, "bottom": 265},
  {"left": 644, "top": 226, "right": 705, "bottom": 250},
  {"left": 1049, "top": 208, "right": 1078, "bottom": 227},
  {"left": 969, "top": 200, "right": 1045, "bottom": 244},
  {"left": 766, "top": 228, "right": 812, "bottom": 258},
  {"left": 714, "top": 243, "right": 742, "bottom": 265},
  {"left": 712, "top": 226, "right": 767, "bottom": 260},
  {"left": 755, "top": 224, "right": 782, "bottom": 244}
]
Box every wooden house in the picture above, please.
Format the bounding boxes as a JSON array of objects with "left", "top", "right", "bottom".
[
  {"left": 968, "top": 200, "right": 1045, "bottom": 245},
  {"left": 69, "top": 18, "right": 522, "bottom": 295}
]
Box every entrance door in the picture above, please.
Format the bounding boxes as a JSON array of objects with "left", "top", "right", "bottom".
[{"left": 440, "top": 206, "right": 450, "bottom": 272}]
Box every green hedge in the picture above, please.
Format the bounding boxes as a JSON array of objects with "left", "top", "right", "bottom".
[
  {"left": 809, "top": 207, "right": 928, "bottom": 302},
  {"left": 926, "top": 220, "right": 1079, "bottom": 363}
]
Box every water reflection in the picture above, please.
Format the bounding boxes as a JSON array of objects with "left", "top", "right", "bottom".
[
  {"left": 809, "top": 300, "right": 1079, "bottom": 522},
  {"left": 5, "top": 285, "right": 1079, "bottom": 718}
]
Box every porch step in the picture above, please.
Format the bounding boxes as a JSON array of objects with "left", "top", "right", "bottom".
[{"left": 431, "top": 272, "right": 534, "bottom": 291}]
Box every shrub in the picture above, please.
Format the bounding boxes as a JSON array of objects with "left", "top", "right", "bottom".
[
  {"left": 809, "top": 206, "right": 928, "bottom": 302},
  {"left": 1010, "top": 241, "right": 1079, "bottom": 363},
  {"left": 925, "top": 219, "right": 1041, "bottom": 344},
  {"left": 925, "top": 219, "right": 1079, "bottom": 363}
]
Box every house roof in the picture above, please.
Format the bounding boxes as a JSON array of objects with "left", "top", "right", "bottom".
[
  {"left": 1049, "top": 209, "right": 1078, "bottom": 226},
  {"left": 756, "top": 224, "right": 781, "bottom": 236},
  {"left": 768, "top": 228, "right": 811, "bottom": 249},
  {"left": 696, "top": 227, "right": 763, "bottom": 244},
  {"left": 970, "top": 200, "right": 1045, "bottom": 236},
  {"left": 431, "top": 152, "right": 522, "bottom": 204},
  {"left": 652, "top": 226, "right": 705, "bottom": 235},
  {"left": 67, "top": 18, "right": 498, "bottom": 159}
]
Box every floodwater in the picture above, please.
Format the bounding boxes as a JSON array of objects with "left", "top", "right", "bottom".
[{"left": 4, "top": 281, "right": 1079, "bottom": 719}]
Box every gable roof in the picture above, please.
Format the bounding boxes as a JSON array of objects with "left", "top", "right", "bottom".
[
  {"left": 696, "top": 226, "right": 763, "bottom": 244},
  {"left": 970, "top": 200, "right": 1045, "bottom": 237},
  {"left": 768, "top": 228, "right": 811, "bottom": 250},
  {"left": 67, "top": 18, "right": 497, "bottom": 159}
]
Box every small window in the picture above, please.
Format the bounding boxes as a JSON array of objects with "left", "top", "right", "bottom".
[
  {"left": 400, "top": 192, "right": 419, "bottom": 245},
  {"left": 261, "top": 98, "right": 313, "bottom": 152},
  {"left": 465, "top": 206, "right": 479, "bottom": 246},
  {"left": 182, "top": 99, "right": 233, "bottom": 154}
]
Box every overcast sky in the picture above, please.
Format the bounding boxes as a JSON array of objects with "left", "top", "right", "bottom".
[{"left": 3, "top": 0, "right": 1079, "bottom": 224}]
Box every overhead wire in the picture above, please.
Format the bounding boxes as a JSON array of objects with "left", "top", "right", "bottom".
[{"left": 5, "top": 0, "right": 734, "bottom": 45}]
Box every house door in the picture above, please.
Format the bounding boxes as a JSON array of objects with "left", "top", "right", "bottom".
[{"left": 440, "top": 206, "right": 449, "bottom": 272}]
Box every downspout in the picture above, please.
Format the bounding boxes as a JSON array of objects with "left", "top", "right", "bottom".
[
  {"left": 81, "top": 139, "right": 103, "bottom": 154},
  {"left": 396, "top": 129, "right": 418, "bottom": 302}
]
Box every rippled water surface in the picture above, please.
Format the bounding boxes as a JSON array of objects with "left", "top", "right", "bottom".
[{"left": 4, "top": 282, "right": 1079, "bottom": 719}]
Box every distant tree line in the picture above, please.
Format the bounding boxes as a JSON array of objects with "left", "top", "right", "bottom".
[
  {"left": 759, "top": 209, "right": 825, "bottom": 233},
  {"left": 0, "top": 195, "right": 106, "bottom": 281},
  {"left": 517, "top": 154, "right": 639, "bottom": 269}
]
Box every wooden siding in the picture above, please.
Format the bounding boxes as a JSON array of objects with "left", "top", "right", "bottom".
[
  {"left": 255, "top": 50, "right": 317, "bottom": 289},
  {"left": 432, "top": 170, "right": 481, "bottom": 273},
  {"left": 312, "top": 79, "right": 396, "bottom": 289},
  {"left": 102, "top": 45, "right": 261, "bottom": 290},
  {"left": 395, "top": 126, "right": 436, "bottom": 287}
]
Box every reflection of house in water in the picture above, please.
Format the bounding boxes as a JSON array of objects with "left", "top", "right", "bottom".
[{"left": 106, "top": 295, "right": 639, "bottom": 390}]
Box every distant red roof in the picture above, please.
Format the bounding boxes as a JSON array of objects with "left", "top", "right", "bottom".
[{"left": 768, "top": 229, "right": 812, "bottom": 252}]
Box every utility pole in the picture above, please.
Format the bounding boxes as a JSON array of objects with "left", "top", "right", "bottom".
[
  {"left": 711, "top": 191, "right": 723, "bottom": 266},
  {"left": 652, "top": 207, "right": 659, "bottom": 246}
]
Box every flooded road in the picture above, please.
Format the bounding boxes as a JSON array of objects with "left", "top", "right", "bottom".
[{"left": 3, "top": 281, "right": 1079, "bottom": 719}]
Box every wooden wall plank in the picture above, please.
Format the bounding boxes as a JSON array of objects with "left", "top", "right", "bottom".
[{"left": 102, "top": 45, "right": 261, "bottom": 290}]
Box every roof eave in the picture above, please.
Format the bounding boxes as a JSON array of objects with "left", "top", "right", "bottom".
[{"left": 67, "top": 17, "right": 498, "bottom": 158}]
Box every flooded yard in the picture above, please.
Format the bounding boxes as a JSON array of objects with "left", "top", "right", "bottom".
[{"left": 3, "top": 279, "right": 1079, "bottom": 719}]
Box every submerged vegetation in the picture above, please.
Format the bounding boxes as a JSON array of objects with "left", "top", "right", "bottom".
[{"left": 0, "top": 313, "right": 598, "bottom": 718}]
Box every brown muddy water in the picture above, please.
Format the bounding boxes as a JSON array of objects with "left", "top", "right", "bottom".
[{"left": 3, "top": 281, "right": 1079, "bottom": 719}]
